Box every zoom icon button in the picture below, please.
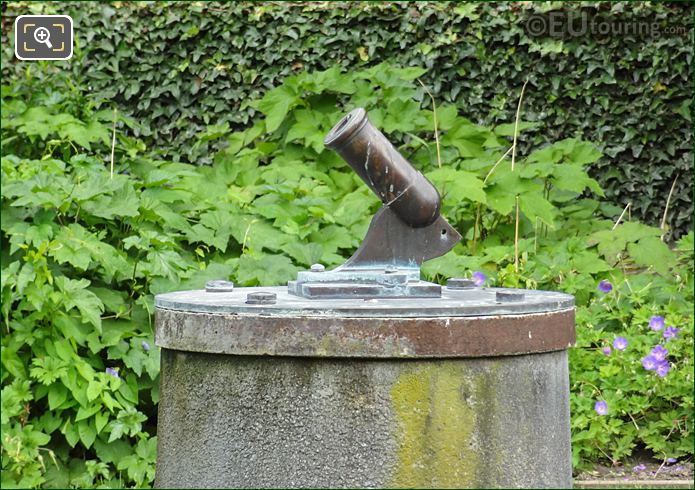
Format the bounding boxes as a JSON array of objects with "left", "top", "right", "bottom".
[{"left": 15, "top": 15, "right": 73, "bottom": 61}]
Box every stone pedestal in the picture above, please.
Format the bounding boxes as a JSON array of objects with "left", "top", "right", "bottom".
[{"left": 154, "top": 286, "right": 575, "bottom": 488}]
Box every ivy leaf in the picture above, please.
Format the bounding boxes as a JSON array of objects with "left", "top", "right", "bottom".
[
  {"left": 86, "top": 380, "right": 104, "bottom": 402},
  {"left": 77, "top": 419, "right": 98, "bottom": 449},
  {"left": 76, "top": 403, "right": 101, "bottom": 421},
  {"left": 228, "top": 215, "right": 289, "bottom": 253},
  {"left": 95, "top": 411, "right": 109, "bottom": 434},
  {"left": 333, "top": 190, "right": 378, "bottom": 227},
  {"left": 570, "top": 251, "right": 612, "bottom": 274},
  {"left": 47, "top": 383, "right": 68, "bottom": 410},
  {"left": 62, "top": 420, "right": 80, "bottom": 448},
  {"left": 588, "top": 222, "right": 661, "bottom": 263},
  {"left": 197, "top": 208, "right": 235, "bottom": 252},
  {"left": 58, "top": 120, "right": 109, "bottom": 149}
]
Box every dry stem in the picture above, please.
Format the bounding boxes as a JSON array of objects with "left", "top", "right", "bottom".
[
  {"left": 110, "top": 109, "right": 117, "bottom": 179},
  {"left": 660, "top": 173, "right": 679, "bottom": 240},
  {"left": 612, "top": 202, "right": 631, "bottom": 230},
  {"left": 417, "top": 78, "right": 441, "bottom": 168},
  {"left": 511, "top": 79, "right": 529, "bottom": 172},
  {"left": 514, "top": 195, "right": 520, "bottom": 273}
]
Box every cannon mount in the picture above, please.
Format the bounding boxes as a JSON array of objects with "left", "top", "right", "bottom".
[{"left": 288, "top": 107, "right": 462, "bottom": 299}]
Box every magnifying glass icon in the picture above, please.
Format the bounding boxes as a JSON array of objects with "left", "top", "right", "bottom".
[{"left": 34, "top": 27, "right": 53, "bottom": 49}]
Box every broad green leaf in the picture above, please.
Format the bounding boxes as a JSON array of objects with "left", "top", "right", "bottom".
[
  {"left": 82, "top": 181, "right": 140, "bottom": 218},
  {"left": 75, "top": 404, "right": 101, "bottom": 422},
  {"left": 554, "top": 139, "right": 603, "bottom": 166},
  {"left": 52, "top": 223, "right": 130, "bottom": 281},
  {"left": 426, "top": 167, "right": 487, "bottom": 204},
  {"left": 62, "top": 420, "right": 80, "bottom": 448},
  {"left": 494, "top": 121, "right": 540, "bottom": 137},
  {"left": 53, "top": 313, "right": 90, "bottom": 346},
  {"left": 552, "top": 164, "right": 604, "bottom": 196},
  {"left": 627, "top": 236, "right": 676, "bottom": 275},
  {"left": 251, "top": 84, "right": 298, "bottom": 132},
  {"left": 77, "top": 420, "right": 97, "bottom": 449},
  {"left": 95, "top": 411, "right": 109, "bottom": 434},
  {"left": 94, "top": 438, "right": 133, "bottom": 464},
  {"left": 236, "top": 252, "right": 299, "bottom": 286},
  {"left": 47, "top": 383, "right": 68, "bottom": 410},
  {"left": 55, "top": 277, "right": 104, "bottom": 331},
  {"left": 519, "top": 193, "right": 556, "bottom": 227},
  {"left": 86, "top": 380, "right": 103, "bottom": 402}
]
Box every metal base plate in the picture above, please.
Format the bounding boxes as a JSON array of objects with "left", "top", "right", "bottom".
[
  {"left": 155, "top": 286, "right": 574, "bottom": 318},
  {"left": 288, "top": 277, "right": 440, "bottom": 299}
]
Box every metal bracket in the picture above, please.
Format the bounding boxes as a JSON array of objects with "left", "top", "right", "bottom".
[{"left": 288, "top": 206, "right": 460, "bottom": 299}]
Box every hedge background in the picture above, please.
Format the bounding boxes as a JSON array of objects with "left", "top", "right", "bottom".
[{"left": 1, "top": 1, "right": 693, "bottom": 238}]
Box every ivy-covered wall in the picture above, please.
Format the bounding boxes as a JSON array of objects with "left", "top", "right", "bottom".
[{"left": 2, "top": 1, "right": 692, "bottom": 237}]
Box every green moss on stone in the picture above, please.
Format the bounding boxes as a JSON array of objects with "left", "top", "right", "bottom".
[{"left": 389, "top": 362, "right": 478, "bottom": 488}]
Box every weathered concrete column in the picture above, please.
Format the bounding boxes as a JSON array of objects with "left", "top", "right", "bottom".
[{"left": 154, "top": 286, "right": 575, "bottom": 489}]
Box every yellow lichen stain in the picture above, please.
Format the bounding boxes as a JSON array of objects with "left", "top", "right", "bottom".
[{"left": 389, "top": 362, "right": 477, "bottom": 488}]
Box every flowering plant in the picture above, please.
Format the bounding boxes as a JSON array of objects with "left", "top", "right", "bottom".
[{"left": 569, "top": 264, "right": 693, "bottom": 469}]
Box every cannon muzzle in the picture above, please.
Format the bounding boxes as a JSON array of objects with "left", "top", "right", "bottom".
[{"left": 324, "top": 107, "right": 441, "bottom": 228}]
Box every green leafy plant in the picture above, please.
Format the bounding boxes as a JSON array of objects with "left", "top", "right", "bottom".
[
  {"left": 2, "top": 1, "right": 691, "bottom": 237},
  {"left": 2, "top": 60, "right": 692, "bottom": 488}
]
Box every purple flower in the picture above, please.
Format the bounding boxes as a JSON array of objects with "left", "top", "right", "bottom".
[
  {"left": 472, "top": 271, "right": 486, "bottom": 287},
  {"left": 667, "top": 458, "right": 677, "bottom": 464},
  {"left": 106, "top": 367, "right": 119, "bottom": 378},
  {"left": 598, "top": 280, "right": 613, "bottom": 293},
  {"left": 650, "top": 345, "right": 668, "bottom": 362},
  {"left": 663, "top": 326, "right": 679, "bottom": 341},
  {"left": 142, "top": 340, "right": 151, "bottom": 352},
  {"left": 642, "top": 355, "right": 658, "bottom": 371},
  {"left": 656, "top": 360, "right": 670, "bottom": 377},
  {"left": 613, "top": 336, "right": 628, "bottom": 351},
  {"left": 602, "top": 346, "right": 612, "bottom": 356},
  {"left": 594, "top": 400, "right": 608, "bottom": 415},
  {"left": 649, "top": 315, "right": 665, "bottom": 331},
  {"left": 633, "top": 464, "right": 646, "bottom": 472}
]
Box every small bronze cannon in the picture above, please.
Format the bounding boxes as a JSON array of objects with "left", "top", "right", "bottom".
[
  {"left": 324, "top": 107, "right": 441, "bottom": 228},
  {"left": 288, "top": 107, "right": 461, "bottom": 299}
]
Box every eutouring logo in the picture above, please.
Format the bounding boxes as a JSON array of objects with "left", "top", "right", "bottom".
[
  {"left": 15, "top": 15, "right": 73, "bottom": 61},
  {"left": 524, "top": 11, "right": 691, "bottom": 40}
]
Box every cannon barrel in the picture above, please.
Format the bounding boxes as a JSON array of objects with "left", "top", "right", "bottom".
[{"left": 324, "top": 107, "right": 441, "bottom": 228}]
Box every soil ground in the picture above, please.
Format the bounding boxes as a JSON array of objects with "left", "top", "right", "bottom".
[{"left": 575, "top": 455, "right": 693, "bottom": 488}]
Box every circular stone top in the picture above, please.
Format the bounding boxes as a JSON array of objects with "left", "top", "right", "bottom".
[
  {"left": 155, "top": 286, "right": 573, "bottom": 318},
  {"left": 155, "top": 287, "right": 575, "bottom": 358}
]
